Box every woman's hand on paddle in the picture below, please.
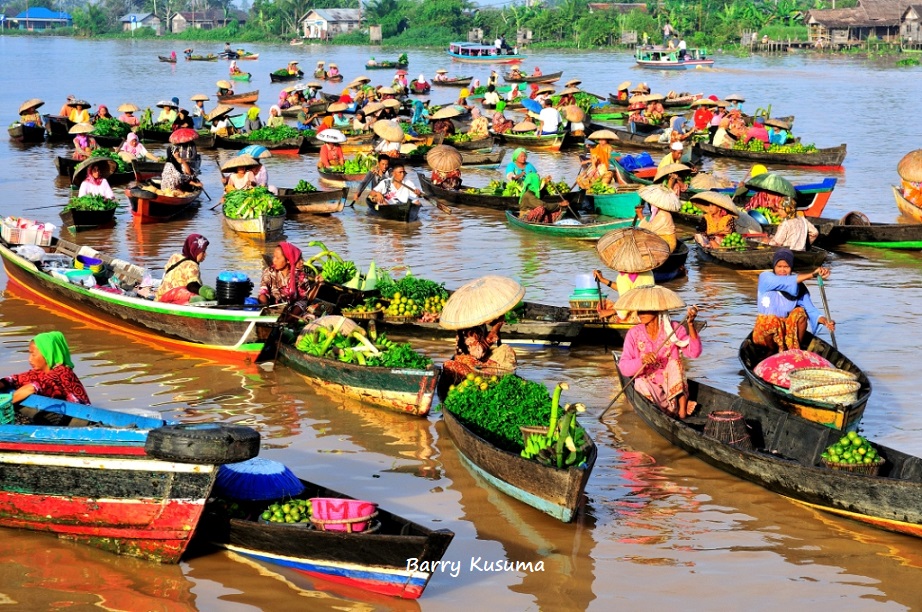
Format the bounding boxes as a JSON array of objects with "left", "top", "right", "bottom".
[
  {"left": 641, "top": 352, "right": 659, "bottom": 366},
  {"left": 818, "top": 316, "right": 836, "bottom": 332},
  {"left": 813, "top": 267, "right": 830, "bottom": 280},
  {"left": 592, "top": 269, "right": 605, "bottom": 283},
  {"left": 686, "top": 304, "right": 699, "bottom": 323}
]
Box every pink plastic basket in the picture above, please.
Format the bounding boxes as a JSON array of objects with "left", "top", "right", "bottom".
[{"left": 309, "top": 497, "right": 378, "bottom": 533}]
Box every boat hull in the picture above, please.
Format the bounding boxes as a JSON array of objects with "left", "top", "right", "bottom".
[
  {"left": 216, "top": 90, "right": 259, "bottom": 105},
  {"left": 215, "top": 135, "right": 305, "bottom": 154},
  {"left": 223, "top": 213, "right": 286, "bottom": 238},
  {"left": 696, "top": 242, "right": 828, "bottom": 270},
  {"left": 493, "top": 130, "right": 564, "bottom": 152},
  {"left": 269, "top": 72, "right": 303, "bottom": 82},
  {"left": 59, "top": 208, "right": 117, "bottom": 233},
  {"left": 893, "top": 185, "right": 922, "bottom": 224},
  {"left": 503, "top": 70, "right": 563, "bottom": 84},
  {"left": 365, "top": 198, "right": 421, "bottom": 222},
  {"left": 277, "top": 187, "right": 347, "bottom": 214},
  {"left": 127, "top": 187, "right": 201, "bottom": 222},
  {"left": 811, "top": 208, "right": 922, "bottom": 250},
  {"left": 694, "top": 141, "right": 847, "bottom": 168},
  {"left": 8, "top": 123, "right": 45, "bottom": 143},
  {"left": 419, "top": 173, "right": 585, "bottom": 212},
  {"left": 505, "top": 210, "right": 633, "bottom": 239}
]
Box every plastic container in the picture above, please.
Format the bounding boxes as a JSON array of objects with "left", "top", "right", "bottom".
[
  {"left": 0, "top": 393, "right": 13, "bottom": 425},
  {"left": 64, "top": 269, "right": 96, "bottom": 287},
  {"left": 74, "top": 255, "right": 104, "bottom": 273},
  {"left": 309, "top": 497, "right": 377, "bottom": 533},
  {"left": 573, "top": 274, "right": 595, "bottom": 290},
  {"left": 215, "top": 278, "right": 253, "bottom": 306},
  {"left": 593, "top": 191, "right": 642, "bottom": 218}
]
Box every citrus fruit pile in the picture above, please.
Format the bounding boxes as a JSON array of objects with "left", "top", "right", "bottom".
[
  {"left": 260, "top": 499, "right": 312, "bottom": 524},
  {"left": 385, "top": 292, "right": 421, "bottom": 318},
  {"left": 680, "top": 201, "right": 703, "bottom": 215},
  {"left": 720, "top": 232, "right": 746, "bottom": 248},
  {"left": 822, "top": 431, "right": 881, "bottom": 467}
]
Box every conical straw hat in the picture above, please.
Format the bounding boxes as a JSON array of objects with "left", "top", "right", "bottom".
[
  {"left": 565, "top": 79, "right": 582, "bottom": 88},
  {"left": 439, "top": 276, "right": 526, "bottom": 330},
  {"left": 691, "top": 190, "right": 737, "bottom": 213},
  {"left": 68, "top": 122, "right": 94, "bottom": 134},
  {"left": 216, "top": 80, "right": 232, "bottom": 89},
  {"left": 725, "top": 93, "right": 745, "bottom": 102},
  {"left": 564, "top": 105, "right": 584, "bottom": 122},
  {"left": 897, "top": 150, "right": 922, "bottom": 182},
  {"left": 207, "top": 104, "right": 233, "bottom": 121},
  {"left": 363, "top": 102, "right": 384, "bottom": 114},
  {"left": 597, "top": 228, "right": 671, "bottom": 273},
  {"left": 19, "top": 98, "right": 44, "bottom": 113},
  {"left": 559, "top": 87, "right": 581, "bottom": 96},
  {"left": 612, "top": 285, "right": 685, "bottom": 313},
  {"left": 535, "top": 85, "right": 555, "bottom": 95},
  {"left": 689, "top": 173, "right": 724, "bottom": 190},
  {"left": 645, "top": 93, "right": 665, "bottom": 102},
  {"left": 638, "top": 184, "right": 681, "bottom": 212},
  {"left": 73, "top": 157, "right": 117, "bottom": 184},
  {"left": 653, "top": 163, "right": 690, "bottom": 184},
  {"left": 618, "top": 81, "right": 631, "bottom": 91},
  {"left": 512, "top": 120, "right": 537, "bottom": 133},
  {"left": 426, "top": 145, "right": 463, "bottom": 173},
  {"left": 327, "top": 102, "right": 348, "bottom": 112},
  {"left": 190, "top": 94, "right": 210, "bottom": 102},
  {"left": 378, "top": 86, "right": 397, "bottom": 95},
  {"left": 431, "top": 106, "right": 461, "bottom": 120},
  {"left": 690, "top": 98, "right": 717, "bottom": 107},
  {"left": 382, "top": 98, "right": 401, "bottom": 109},
  {"left": 221, "top": 154, "right": 259, "bottom": 172},
  {"left": 588, "top": 129, "right": 619, "bottom": 142},
  {"left": 373, "top": 120, "right": 405, "bottom": 143},
  {"left": 117, "top": 102, "right": 139, "bottom": 113}
]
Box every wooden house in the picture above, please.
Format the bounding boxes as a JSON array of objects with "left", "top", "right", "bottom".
[
  {"left": 299, "top": 9, "right": 361, "bottom": 40},
  {"left": 170, "top": 9, "right": 248, "bottom": 33},
  {"left": 806, "top": 0, "right": 910, "bottom": 45},
  {"left": 119, "top": 13, "right": 162, "bottom": 35},
  {"left": 901, "top": 5, "right": 922, "bottom": 42}
]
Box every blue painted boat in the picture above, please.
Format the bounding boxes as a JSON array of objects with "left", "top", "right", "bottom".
[
  {"left": 447, "top": 41, "right": 526, "bottom": 64},
  {"left": 634, "top": 46, "right": 715, "bottom": 70}
]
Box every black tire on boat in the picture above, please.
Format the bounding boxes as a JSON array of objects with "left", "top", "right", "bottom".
[{"left": 145, "top": 424, "right": 261, "bottom": 464}]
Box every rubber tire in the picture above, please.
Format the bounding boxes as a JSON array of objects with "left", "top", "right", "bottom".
[{"left": 145, "top": 424, "right": 260, "bottom": 465}]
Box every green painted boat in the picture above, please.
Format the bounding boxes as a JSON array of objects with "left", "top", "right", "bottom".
[
  {"left": 808, "top": 197, "right": 922, "bottom": 250},
  {"left": 230, "top": 73, "right": 251, "bottom": 82},
  {"left": 505, "top": 211, "right": 633, "bottom": 240},
  {"left": 493, "top": 130, "right": 565, "bottom": 152}
]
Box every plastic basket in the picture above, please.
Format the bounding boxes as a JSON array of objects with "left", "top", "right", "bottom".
[
  {"left": 569, "top": 299, "right": 600, "bottom": 310},
  {"left": 568, "top": 307, "right": 600, "bottom": 322},
  {"left": 822, "top": 457, "right": 884, "bottom": 476},
  {"left": 74, "top": 255, "right": 104, "bottom": 273},
  {"left": 2, "top": 222, "right": 53, "bottom": 246},
  {"left": 309, "top": 498, "right": 378, "bottom": 533},
  {"left": 0, "top": 393, "right": 13, "bottom": 425}
]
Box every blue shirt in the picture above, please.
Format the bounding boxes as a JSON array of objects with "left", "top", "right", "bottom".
[
  {"left": 756, "top": 272, "right": 822, "bottom": 333},
  {"left": 506, "top": 161, "right": 537, "bottom": 181}
]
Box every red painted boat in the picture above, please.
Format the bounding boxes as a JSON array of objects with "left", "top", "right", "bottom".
[{"left": 126, "top": 184, "right": 202, "bottom": 222}]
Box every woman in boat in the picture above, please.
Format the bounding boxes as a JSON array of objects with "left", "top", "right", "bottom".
[
  {"left": 468, "top": 108, "right": 489, "bottom": 139},
  {"left": 627, "top": 101, "right": 646, "bottom": 128},
  {"left": 266, "top": 105, "right": 285, "bottom": 129},
  {"left": 217, "top": 81, "right": 234, "bottom": 97},
  {"left": 77, "top": 160, "right": 115, "bottom": 200},
  {"left": 0, "top": 332, "right": 90, "bottom": 407},
  {"left": 431, "top": 114, "right": 456, "bottom": 138},
  {"left": 317, "top": 130, "right": 346, "bottom": 170},
  {"left": 441, "top": 318, "right": 517, "bottom": 386},
  {"left": 243, "top": 107, "right": 263, "bottom": 134},
  {"left": 505, "top": 148, "right": 537, "bottom": 184},
  {"left": 491, "top": 102, "right": 514, "bottom": 134},
  {"left": 314, "top": 60, "right": 325, "bottom": 78},
  {"left": 692, "top": 191, "right": 740, "bottom": 248},
  {"left": 287, "top": 60, "right": 300, "bottom": 76},
  {"left": 455, "top": 88, "right": 473, "bottom": 113},
  {"left": 352, "top": 109, "right": 369, "bottom": 132},
  {"left": 222, "top": 156, "right": 257, "bottom": 193},
  {"left": 519, "top": 173, "right": 562, "bottom": 224},
  {"left": 156, "top": 234, "right": 211, "bottom": 304},
  {"left": 636, "top": 185, "right": 680, "bottom": 251},
  {"left": 58, "top": 94, "right": 76, "bottom": 118},
  {"left": 16, "top": 100, "right": 43, "bottom": 128},
  {"left": 692, "top": 99, "right": 715, "bottom": 130},
  {"left": 118, "top": 105, "right": 140, "bottom": 127},
  {"left": 615, "top": 81, "right": 631, "bottom": 102},
  {"left": 742, "top": 117, "right": 770, "bottom": 150},
  {"left": 70, "top": 124, "right": 98, "bottom": 161},
  {"left": 328, "top": 63, "right": 340, "bottom": 78},
  {"left": 617, "top": 288, "right": 701, "bottom": 419},
  {"left": 483, "top": 84, "right": 500, "bottom": 108},
  {"left": 768, "top": 200, "right": 818, "bottom": 251},
  {"left": 413, "top": 73, "right": 429, "bottom": 93},
  {"left": 258, "top": 242, "right": 324, "bottom": 320},
  {"left": 487, "top": 70, "right": 499, "bottom": 87},
  {"left": 583, "top": 130, "right": 615, "bottom": 186},
  {"left": 229, "top": 60, "right": 243, "bottom": 76},
  {"left": 161, "top": 145, "right": 200, "bottom": 193},
  {"left": 645, "top": 98, "right": 665, "bottom": 125},
  {"left": 68, "top": 100, "right": 91, "bottom": 124},
  {"left": 91, "top": 105, "right": 113, "bottom": 124},
  {"left": 409, "top": 100, "right": 429, "bottom": 126},
  {"left": 434, "top": 68, "right": 448, "bottom": 82},
  {"left": 117, "top": 132, "right": 157, "bottom": 161},
  {"left": 431, "top": 164, "right": 462, "bottom": 191},
  {"left": 171, "top": 108, "right": 194, "bottom": 131},
  {"left": 156, "top": 99, "right": 179, "bottom": 125},
  {"left": 753, "top": 248, "right": 834, "bottom": 353},
  {"left": 727, "top": 108, "right": 748, "bottom": 139},
  {"left": 713, "top": 117, "right": 734, "bottom": 148}
]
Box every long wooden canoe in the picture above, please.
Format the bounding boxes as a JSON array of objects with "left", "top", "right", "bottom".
[
  {"left": 695, "top": 241, "right": 828, "bottom": 270},
  {"left": 0, "top": 238, "right": 276, "bottom": 363},
  {"left": 223, "top": 212, "right": 285, "bottom": 239},
  {"left": 59, "top": 207, "right": 117, "bottom": 233},
  {"left": 186, "top": 54, "right": 218, "bottom": 61},
  {"left": 442, "top": 409, "right": 596, "bottom": 522},
  {"left": 893, "top": 185, "right": 922, "bottom": 224},
  {"left": 126, "top": 185, "right": 202, "bottom": 223},
  {"left": 217, "top": 90, "right": 259, "bottom": 105},
  {"left": 458, "top": 147, "right": 507, "bottom": 167},
  {"left": 443, "top": 135, "right": 495, "bottom": 150},
  {"left": 277, "top": 187, "right": 347, "bottom": 214},
  {"left": 433, "top": 76, "right": 474, "bottom": 87},
  {"left": 277, "top": 338, "right": 438, "bottom": 416},
  {"left": 492, "top": 129, "right": 565, "bottom": 152},
  {"left": 8, "top": 123, "right": 45, "bottom": 143},
  {"left": 810, "top": 208, "right": 922, "bottom": 250},
  {"left": 502, "top": 70, "right": 563, "bottom": 84},
  {"left": 418, "top": 172, "right": 585, "bottom": 211},
  {"left": 606, "top": 92, "right": 703, "bottom": 108},
  {"left": 269, "top": 71, "right": 303, "bottom": 83},
  {"left": 366, "top": 198, "right": 421, "bottom": 222},
  {"left": 505, "top": 210, "right": 633, "bottom": 240},
  {"left": 693, "top": 141, "right": 847, "bottom": 168},
  {"left": 739, "top": 332, "right": 870, "bottom": 431},
  {"left": 617, "top": 363, "right": 922, "bottom": 539},
  {"left": 215, "top": 135, "right": 304, "bottom": 154},
  {"left": 55, "top": 156, "right": 134, "bottom": 186},
  {"left": 43, "top": 114, "right": 72, "bottom": 140},
  {"left": 158, "top": 55, "right": 177, "bottom": 63}
]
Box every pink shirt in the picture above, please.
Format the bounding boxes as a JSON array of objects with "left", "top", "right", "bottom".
[{"left": 618, "top": 320, "right": 701, "bottom": 378}]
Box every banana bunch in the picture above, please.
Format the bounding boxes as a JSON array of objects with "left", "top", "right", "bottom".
[
  {"left": 304, "top": 240, "right": 349, "bottom": 280},
  {"left": 519, "top": 401, "right": 589, "bottom": 468}
]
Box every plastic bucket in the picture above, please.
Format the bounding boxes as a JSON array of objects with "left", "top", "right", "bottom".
[
  {"left": 215, "top": 279, "right": 253, "bottom": 305},
  {"left": 309, "top": 497, "right": 377, "bottom": 533},
  {"left": 574, "top": 273, "right": 595, "bottom": 290},
  {"left": 593, "top": 191, "right": 641, "bottom": 218}
]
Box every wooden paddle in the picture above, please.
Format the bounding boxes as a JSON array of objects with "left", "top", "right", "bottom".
[
  {"left": 816, "top": 275, "right": 837, "bottom": 350},
  {"left": 420, "top": 196, "right": 452, "bottom": 214}
]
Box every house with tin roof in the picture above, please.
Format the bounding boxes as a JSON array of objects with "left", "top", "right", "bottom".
[
  {"left": 299, "top": 9, "right": 361, "bottom": 40},
  {"left": 806, "top": 0, "right": 910, "bottom": 45},
  {"left": 170, "top": 9, "right": 248, "bottom": 33},
  {"left": 119, "top": 12, "right": 162, "bottom": 35},
  {"left": 12, "top": 7, "right": 72, "bottom": 30}
]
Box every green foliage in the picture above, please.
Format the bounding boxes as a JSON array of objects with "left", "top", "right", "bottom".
[{"left": 71, "top": 5, "right": 110, "bottom": 36}]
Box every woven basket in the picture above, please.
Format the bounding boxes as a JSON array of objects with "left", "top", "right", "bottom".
[
  {"left": 822, "top": 458, "right": 884, "bottom": 476},
  {"left": 789, "top": 379, "right": 860, "bottom": 402},
  {"left": 788, "top": 367, "right": 858, "bottom": 384},
  {"left": 383, "top": 314, "right": 416, "bottom": 323},
  {"left": 341, "top": 308, "right": 383, "bottom": 320},
  {"left": 569, "top": 299, "right": 600, "bottom": 310},
  {"left": 568, "top": 307, "right": 600, "bottom": 322},
  {"left": 703, "top": 410, "right": 753, "bottom": 450}
]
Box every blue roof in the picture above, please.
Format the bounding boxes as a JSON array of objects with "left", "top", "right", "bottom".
[{"left": 15, "top": 7, "right": 71, "bottom": 20}]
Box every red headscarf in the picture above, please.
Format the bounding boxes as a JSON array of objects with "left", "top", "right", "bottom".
[
  {"left": 278, "top": 241, "right": 302, "bottom": 296},
  {"left": 182, "top": 234, "right": 209, "bottom": 260}
]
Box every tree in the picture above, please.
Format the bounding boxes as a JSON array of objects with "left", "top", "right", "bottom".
[{"left": 71, "top": 5, "right": 110, "bottom": 35}]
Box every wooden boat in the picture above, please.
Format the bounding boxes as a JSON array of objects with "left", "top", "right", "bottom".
[
  {"left": 410, "top": 82, "right": 431, "bottom": 95},
  {"left": 607, "top": 92, "right": 703, "bottom": 108},
  {"left": 277, "top": 337, "right": 438, "bottom": 415},
  {"left": 132, "top": 160, "right": 164, "bottom": 183},
  {"left": 55, "top": 156, "right": 133, "bottom": 186},
  {"left": 696, "top": 241, "right": 828, "bottom": 270},
  {"left": 443, "top": 134, "right": 495, "bottom": 150},
  {"left": 810, "top": 209, "right": 922, "bottom": 251},
  {"left": 269, "top": 70, "right": 303, "bottom": 83},
  {"left": 503, "top": 70, "right": 563, "bottom": 84},
  {"left": 126, "top": 184, "right": 202, "bottom": 222},
  {"left": 318, "top": 72, "right": 344, "bottom": 82},
  {"left": 441, "top": 409, "right": 596, "bottom": 522},
  {"left": 186, "top": 54, "right": 218, "bottom": 61},
  {"left": 215, "top": 135, "right": 304, "bottom": 154},
  {"left": 0, "top": 238, "right": 277, "bottom": 362},
  {"left": 216, "top": 90, "right": 259, "bottom": 105},
  {"left": 59, "top": 207, "right": 117, "bottom": 233},
  {"left": 279, "top": 99, "right": 331, "bottom": 118},
  {"left": 366, "top": 198, "right": 421, "bottom": 222},
  {"left": 892, "top": 185, "right": 922, "bottom": 224},
  {"left": 617, "top": 365, "right": 922, "bottom": 539},
  {"left": 197, "top": 471, "right": 454, "bottom": 599},
  {"left": 694, "top": 141, "right": 847, "bottom": 168},
  {"left": 158, "top": 55, "right": 177, "bottom": 63},
  {"left": 43, "top": 114, "right": 73, "bottom": 140},
  {"left": 447, "top": 42, "right": 526, "bottom": 64},
  {"left": 433, "top": 76, "right": 473, "bottom": 87},
  {"left": 365, "top": 60, "right": 408, "bottom": 70},
  {"left": 739, "top": 332, "right": 870, "bottom": 431},
  {"left": 505, "top": 211, "right": 633, "bottom": 240},
  {"left": 653, "top": 240, "right": 690, "bottom": 282},
  {"left": 634, "top": 46, "right": 715, "bottom": 69},
  {"left": 220, "top": 51, "right": 259, "bottom": 60},
  {"left": 223, "top": 212, "right": 286, "bottom": 238},
  {"left": 277, "top": 186, "right": 347, "bottom": 214},
  {"left": 8, "top": 122, "right": 45, "bottom": 143},
  {"left": 458, "top": 147, "right": 507, "bottom": 168},
  {"left": 230, "top": 72, "right": 251, "bottom": 82},
  {"left": 419, "top": 173, "right": 585, "bottom": 211},
  {"left": 0, "top": 394, "right": 258, "bottom": 563},
  {"left": 492, "top": 130, "right": 565, "bottom": 152}
]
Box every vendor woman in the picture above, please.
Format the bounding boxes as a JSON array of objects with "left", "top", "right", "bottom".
[
  {"left": 0, "top": 331, "right": 90, "bottom": 407},
  {"left": 156, "top": 234, "right": 211, "bottom": 304},
  {"left": 258, "top": 241, "right": 324, "bottom": 321},
  {"left": 505, "top": 148, "right": 537, "bottom": 184},
  {"left": 441, "top": 318, "right": 517, "bottom": 385}
]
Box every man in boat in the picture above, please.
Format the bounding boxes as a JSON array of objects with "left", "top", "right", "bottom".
[
  {"left": 352, "top": 154, "right": 393, "bottom": 206},
  {"left": 536, "top": 98, "right": 561, "bottom": 135},
  {"left": 658, "top": 141, "right": 684, "bottom": 169},
  {"left": 753, "top": 249, "right": 834, "bottom": 353},
  {"left": 184, "top": 48, "right": 193, "bottom": 60},
  {"left": 677, "top": 39, "right": 688, "bottom": 60}
]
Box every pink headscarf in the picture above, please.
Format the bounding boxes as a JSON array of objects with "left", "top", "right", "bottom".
[{"left": 278, "top": 241, "right": 303, "bottom": 296}]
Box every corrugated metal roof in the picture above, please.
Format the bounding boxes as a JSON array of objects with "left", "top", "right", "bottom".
[
  {"left": 808, "top": 0, "right": 911, "bottom": 27},
  {"left": 119, "top": 13, "right": 155, "bottom": 23},
  {"left": 15, "top": 7, "right": 71, "bottom": 20},
  {"left": 307, "top": 9, "right": 361, "bottom": 22}
]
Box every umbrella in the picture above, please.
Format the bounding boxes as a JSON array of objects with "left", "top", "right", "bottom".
[
  {"left": 520, "top": 98, "right": 542, "bottom": 113},
  {"left": 207, "top": 104, "right": 233, "bottom": 121},
  {"left": 169, "top": 128, "right": 198, "bottom": 144},
  {"left": 690, "top": 190, "right": 737, "bottom": 213},
  {"left": 597, "top": 228, "right": 671, "bottom": 273},
  {"left": 439, "top": 276, "right": 526, "bottom": 330},
  {"left": 564, "top": 105, "right": 584, "bottom": 122},
  {"left": 588, "top": 129, "right": 619, "bottom": 142},
  {"left": 68, "top": 122, "right": 94, "bottom": 135},
  {"left": 221, "top": 154, "right": 259, "bottom": 172},
  {"left": 430, "top": 106, "right": 461, "bottom": 120},
  {"left": 426, "top": 145, "right": 463, "bottom": 173},
  {"left": 72, "top": 157, "right": 117, "bottom": 185},
  {"left": 373, "top": 120, "right": 405, "bottom": 143},
  {"left": 638, "top": 185, "right": 681, "bottom": 212},
  {"left": 612, "top": 285, "right": 685, "bottom": 313},
  {"left": 512, "top": 120, "right": 537, "bottom": 133},
  {"left": 214, "top": 458, "right": 304, "bottom": 501},
  {"left": 316, "top": 128, "right": 347, "bottom": 144},
  {"left": 116, "top": 103, "right": 139, "bottom": 113},
  {"left": 653, "top": 163, "right": 691, "bottom": 184},
  {"left": 898, "top": 149, "right": 922, "bottom": 182},
  {"left": 239, "top": 144, "right": 272, "bottom": 159},
  {"left": 327, "top": 102, "right": 348, "bottom": 113},
  {"left": 363, "top": 101, "right": 384, "bottom": 115},
  {"left": 746, "top": 172, "right": 797, "bottom": 198},
  {"left": 19, "top": 98, "right": 44, "bottom": 114},
  {"left": 190, "top": 94, "right": 210, "bottom": 102}
]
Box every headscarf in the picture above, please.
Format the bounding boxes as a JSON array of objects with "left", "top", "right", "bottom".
[
  {"left": 670, "top": 115, "right": 685, "bottom": 133},
  {"left": 520, "top": 171, "right": 541, "bottom": 199},
  {"left": 127, "top": 132, "right": 139, "bottom": 143},
  {"left": 417, "top": 73, "right": 426, "bottom": 84},
  {"left": 772, "top": 248, "right": 794, "bottom": 268},
  {"left": 33, "top": 331, "right": 75, "bottom": 369},
  {"left": 496, "top": 100, "right": 507, "bottom": 113},
  {"left": 270, "top": 105, "right": 281, "bottom": 116},
  {"left": 470, "top": 107, "right": 481, "bottom": 120},
  {"left": 277, "top": 241, "right": 303, "bottom": 297},
  {"left": 85, "top": 161, "right": 106, "bottom": 186},
  {"left": 97, "top": 105, "right": 109, "bottom": 118},
  {"left": 230, "top": 60, "right": 238, "bottom": 71},
  {"left": 511, "top": 147, "right": 527, "bottom": 167},
  {"left": 182, "top": 233, "right": 209, "bottom": 261},
  {"left": 411, "top": 100, "right": 426, "bottom": 124},
  {"left": 278, "top": 90, "right": 288, "bottom": 103},
  {"left": 247, "top": 107, "right": 261, "bottom": 121}
]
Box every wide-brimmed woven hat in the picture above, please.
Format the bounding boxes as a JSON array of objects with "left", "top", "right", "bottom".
[
  {"left": 512, "top": 120, "right": 537, "bottom": 133},
  {"left": 378, "top": 86, "right": 397, "bottom": 95},
  {"left": 352, "top": 75, "right": 371, "bottom": 84},
  {"left": 588, "top": 129, "right": 619, "bottom": 142},
  {"left": 559, "top": 87, "right": 581, "bottom": 96},
  {"left": 306, "top": 81, "right": 323, "bottom": 88},
  {"left": 653, "top": 163, "right": 691, "bottom": 184},
  {"left": 19, "top": 98, "right": 44, "bottom": 113},
  {"left": 715, "top": 99, "right": 730, "bottom": 108},
  {"left": 689, "top": 173, "right": 726, "bottom": 190},
  {"left": 436, "top": 68, "right": 448, "bottom": 74},
  {"left": 426, "top": 145, "right": 463, "bottom": 173},
  {"left": 430, "top": 106, "right": 461, "bottom": 120},
  {"left": 762, "top": 118, "right": 790, "bottom": 130},
  {"left": 638, "top": 184, "right": 681, "bottom": 212},
  {"left": 363, "top": 101, "right": 384, "bottom": 115},
  {"left": 156, "top": 99, "right": 177, "bottom": 108},
  {"left": 439, "top": 276, "right": 526, "bottom": 330},
  {"left": 746, "top": 172, "right": 797, "bottom": 198},
  {"left": 373, "top": 120, "right": 405, "bottom": 143},
  {"left": 329, "top": 63, "right": 338, "bottom": 68},
  {"left": 169, "top": 128, "right": 198, "bottom": 144},
  {"left": 690, "top": 98, "right": 717, "bottom": 107},
  {"left": 597, "top": 228, "right": 671, "bottom": 273},
  {"left": 73, "top": 157, "right": 117, "bottom": 185},
  {"left": 645, "top": 93, "right": 665, "bottom": 102},
  {"left": 612, "top": 285, "right": 685, "bottom": 313},
  {"left": 327, "top": 101, "right": 348, "bottom": 112},
  {"left": 317, "top": 128, "right": 347, "bottom": 144},
  {"left": 117, "top": 103, "right": 139, "bottom": 113},
  {"left": 207, "top": 104, "right": 234, "bottom": 121},
  {"left": 190, "top": 94, "right": 210, "bottom": 102},
  {"left": 289, "top": 59, "right": 300, "bottom": 64},
  {"left": 631, "top": 82, "right": 650, "bottom": 93},
  {"left": 898, "top": 149, "right": 922, "bottom": 182},
  {"left": 565, "top": 79, "right": 582, "bottom": 88},
  {"left": 216, "top": 80, "right": 232, "bottom": 89},
  {"left": 564, "top": 105, "right": 584, "bottom": 122},
  {"left": 68, "top": 122, "right": 94, "bottom": 135},
  {"left": 382, "top": 98, "right": 401, "bottom": 109},
  {"left": 72, "top": 99, "right": 91, "bottom": 108},
  {"left": 618, "top": 80, "right": 631, "bottom": 91},
  {"left": 221, "top": 154, "right": 259, "bottom": 172},
  {"left": 725, "top": 93, "right": 745, "bottom": 102},
  {"left": 317, "top": 60, "right": 325, "bottom": 65},
  {"left": 535, "top": 85, "right": 555, "bottom": 95},
  {"left": 691, "top": 190, "right": 737, "bottom": 213}
]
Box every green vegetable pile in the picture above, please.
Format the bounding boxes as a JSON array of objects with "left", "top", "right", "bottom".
[
  {"left": 92, "top": 118, "right": 131, "bottom": 139},
  {"left": 375, "top": 270, "right": 448, "bottom": 304},
  {"left": 822, "top": 431, "right": 881, "bottom": 467},
  {"left": 321, "top": 258, "right": 357, "bottom": 285},
  {"left": 544, "top": 180, "right": 571, "bottom": 195},
  {"left": 588, "top": 182, "right": 618, "bottom": 195},
  {"left": 63, "top": 195, "right": 118, "bottom": 212},
  {"left": 519, "top": 384, "right": 589, "bottom": 469},
  {"left": 293, "top": 180, "right": 318, "bottom": 193},
  {"left": 295, "top": 324, "right": 432, "bottom": 369},
  {"left": 404, "top": 144, "right": 434, "bottom": 159},
  {"left": 237, "top": 125, "right": 301, "bottom": 142},
  {"left": 223, "top": 187, "right": 285, "bottom": 219},
  {"left": 734, "top": 139, "right": 819, "bottom": 154},
  {"left": 754, "top": 206, "right": 781, "bottom": 224},
  {"left": 272, "top": 68, "right": 295, "bottom": 76},
  {"left": 680, "top": 201, "right": 704, "bottom": 215},
  {"left": 720, "top": 232, "right": 747, "bottom": 249},
  {"left": 261, "top": 499, "right": 311, "bottom": 524},
  {"left": 90, "top": 148, "right": 130, "bottom": 173},
  {"left": 447, "top": 132, "right": 473, "bottom": 144},
  {"left": 464, "top": 179, "right": 518, "bottom": 197},
  {"left": 323, "top": 154, "right": 376, "bottom": 175}
]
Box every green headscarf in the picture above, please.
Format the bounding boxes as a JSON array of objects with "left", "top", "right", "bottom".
[
  {"left": 519, "top": 171, "right": 542, "bottom": 203},
  {"left": 33, "top": 331, "right": 74, "bottom": 369},
  {"left": 247, "top": 106, "right": 261, "bottom": 121},
  {"left": 496, "top": 100, "right": 507, "bottom": 113},
  {"left": 511, "top": 147, "right": 527, "bottom": 167}
]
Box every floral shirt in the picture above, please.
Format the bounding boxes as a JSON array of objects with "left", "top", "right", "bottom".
[
  {"left": 4, "top": 366, "right": 90, "bottom": 405},
  {"left": 156, "top": 255, "right": 201, "bottom": 301},
  {"left": 259, "top": 266, "right": 313, "bottom": 304}
]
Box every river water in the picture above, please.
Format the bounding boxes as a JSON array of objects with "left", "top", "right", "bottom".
[{"left": 2, "top": 35, "right": 922, "bottom": 610}]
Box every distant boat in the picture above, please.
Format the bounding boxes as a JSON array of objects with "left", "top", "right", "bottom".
[
  {"left": 447, "top": 41, "right": 525, "bottom": 64},
  {"left": 634, "top": 46, "right": 715, "bottom": 70}
]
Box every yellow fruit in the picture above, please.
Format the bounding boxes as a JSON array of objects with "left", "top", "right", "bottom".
[
  {"left": 479, "top": 383, "right": 488, "bottom": 391},
  {"left": 466, "top": 373, "right": 475, "bottom": 381}
]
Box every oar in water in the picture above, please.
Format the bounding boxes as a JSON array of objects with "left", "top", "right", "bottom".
[
  {"left": 816, "top": 275, "right": 837, "bottom": 350},
  {"left": 421, "top": 196, "right": 452, "bottom": 214}
]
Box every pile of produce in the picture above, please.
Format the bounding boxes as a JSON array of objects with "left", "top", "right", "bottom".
[
  {"left": 91, "top": 148, "right": 130, "bottom": 173},
  {"left": 140, "top": 184, "right": 188, "bottom": 198},
  {"left": 375, "top": 270, "right": 448, "bottom": 316},
  {"left": 260, "top": 499, "right": 311, "bottom": 525},
  {"left": 404, "top": 144, "right": 434, "bottom": 159},
  {"left": 222, "top": 187, "right": 285, "bottom": 219},
  {"left": 92, "top": 118, "right": 131, "bottom": 139},
  {"left": 272, "top": 68, "right": 295, "bottom": 76},
  {"left": 588, "top": 182, "right": 618, "bottom": 195},
  {"left": 63, "top": 194, "right": 118, "bottom": 212},
  {"left": 680, "top": 201, "right": 704, "bottom": 215},
  {"left": 753, "top": 206, "right": 781, "bottom": 224},
  {"left": 821, "top": 431, "right": 882, "bottom": 467},
  {"left": 734, "top": 139, "right": 819, "bottom": 154},
  {"left": 235, "top": 125, "right": 301, "bottom": 142},
  {"left": 520, "top": 394, "right": 589, "bottom": 469},
  {"left": 447, "top": 133, "right": 474, "bottom": 144},
  {"left": 321, "top": 258, "right": 357, "bottom": 285},
  {"left": 293, "top": 180, "right": 318, "bottom": 193},
  {"left": 543, "top": 180, "right": 572, "bottom": 195},
  {"left": 402, "top": 122, "right": 432, "bottom": 135},
  {"left": 295, "top": 323, "right": 432, "bottom": 368},
  {"left": 323, "top": 154, "right": 376, "bottom": 175},
  {"left": 719, "top": 232, "right": 747, "bottom": 249},
  {"left": 464, "top": 180, "right": 520, "bottom": 197}
]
